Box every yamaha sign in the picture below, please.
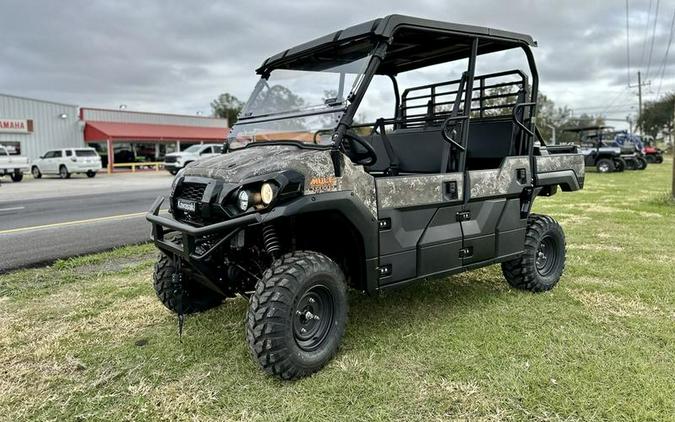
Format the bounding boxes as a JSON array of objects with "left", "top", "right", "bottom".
[{"left": 0, "top": 119, "right": 33, "bottom": 134}]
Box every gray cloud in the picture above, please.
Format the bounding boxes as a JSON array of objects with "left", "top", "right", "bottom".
[{"left": 1, "top": 0, "right": 674, "bottom": 127}]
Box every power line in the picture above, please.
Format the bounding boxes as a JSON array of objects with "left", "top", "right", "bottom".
[
  {"left": 626, "top": 0, "right": 632, "bottom": 85},
  {"left": 645, "top": 0, "right": 661, "bottom": 80},
  {"left": 656, "top": 8, "right": 675, "bottom": 97},
  {"left": 640, "top": 0, "right": 654, "bottom": 68}
]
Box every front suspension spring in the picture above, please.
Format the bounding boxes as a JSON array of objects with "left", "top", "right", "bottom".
[{"left": 262, "top": 224, "right": 281, "bottom": 256}]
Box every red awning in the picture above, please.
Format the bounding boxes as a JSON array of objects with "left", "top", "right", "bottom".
[{"left": 84, "top": 121, "right": 229, "bottom": 142}]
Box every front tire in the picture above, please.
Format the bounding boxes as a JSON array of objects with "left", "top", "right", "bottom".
[
  {"left": 59, "top": 165, "right": 70, "bottom": 179},
  {"left": 246, "top": 251, "right": 348, "bottom": 380},
  {"left": 596, "top": 158, "right": 614, "bottom": 173},
  {"left": 502, "top": 214, "right": 566, "bottom": 292},
  {"left": 153, "top": 253, "right": 223, "bottom": 314},
  {"left": 10, "top": 171, "right": 23, "bottom": 182}
]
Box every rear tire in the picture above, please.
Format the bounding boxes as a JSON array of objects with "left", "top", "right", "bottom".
[
  {"left": 31, "top": 166, "right": 41, "bottom": 179},
  {"left": 636, "top": 156, "right": 648, "bottom": 170},
  {"left": 10, "top": 171, "right": 23, "bottom": 182},
  {"left": 153, "top": 252, "right": 223, "bottom": 314},
  {"left": 502, "top": 214, "right": 566, "bottom": 292},
  {"left": 655, "top": 155, "right": 663, "bottom": 164},
  {"left": 596, "top": 158, "right": 614, "bottom": 173},
  {"left": 168, "top": 169, "right": 178, "bottom": 175},
  {"left": 86, "top": 170, "right": 96, "bottom": 178},
  {"left": 613, "top": 158, "right": 625, "bottom": 172},
  {"left": 59, "top": 165, "right": 70, "bottom": 179},
  {"left": 246, "top": 251, "right": 348, "bottom": 380},
  {"left": 645, "top": 155, "right": 656, "bottom": 163}
]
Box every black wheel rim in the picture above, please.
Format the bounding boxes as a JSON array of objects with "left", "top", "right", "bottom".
[
  {"left": 535, "top": 235, "right": 559, "bottom": 277},
  {"left": 292, "top": 284, "right": 334, "bottom": 352}
]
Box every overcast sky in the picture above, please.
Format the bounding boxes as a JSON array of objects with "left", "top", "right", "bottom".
[{"left": 2, "top": 0, "right": 674, "bottom": 130}]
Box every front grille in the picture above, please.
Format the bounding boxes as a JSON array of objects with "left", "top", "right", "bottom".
[
  {"left": 178, "top": 182, "right": 207, "bottom": 202},
  {"left": 164, "top": 156, "right": 177, "bottom": 163}
]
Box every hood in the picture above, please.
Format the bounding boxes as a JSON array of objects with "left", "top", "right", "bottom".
[
  {"left": 182, "top": 144, "right": 335, "bottom": 183},
  {"left": 165, "top": 151, "right": 189, "bottom": 158}
]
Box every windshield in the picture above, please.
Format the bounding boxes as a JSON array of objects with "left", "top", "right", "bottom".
[
  {"left": 183, "top": 145, "right": 204, "bottom": 153},
  {"left": 229, "top": 54, "right": 372, "bottom": 147}
]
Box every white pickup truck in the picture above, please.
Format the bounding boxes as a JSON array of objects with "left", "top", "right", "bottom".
[
  {"left": 0, "top": 145, "right": 29, "bottom": 182},
  {"left": 163, "top": 144, "right": 223, "bottom": 175}
]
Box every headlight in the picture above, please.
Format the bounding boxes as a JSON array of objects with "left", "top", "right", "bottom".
[
  {"left": 261, "top": 182, "right": 276, "bottom": 205},
  {"left": 237, "top": 190, "right": 250, "bottom": 211}
]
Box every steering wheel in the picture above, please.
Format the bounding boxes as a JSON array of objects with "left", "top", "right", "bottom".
[{"left": 340, "top": 132, "right": 378, "bottom": 166}]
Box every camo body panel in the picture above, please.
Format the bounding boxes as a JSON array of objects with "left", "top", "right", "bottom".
[
  {"left": 535, "top": 154, "right": 585, "bottom": 179},
  {"left": 376, "top": 173, "right": 463, "bottom": 210},
  {"left": 184, "top": 145, "right": 334, "bottom": 182},
  {"left": 183, "top": 145, "right": 378, "bottom": 217},
  {"left": 469, "top": 156, "right": 530, "bottom": 199}
]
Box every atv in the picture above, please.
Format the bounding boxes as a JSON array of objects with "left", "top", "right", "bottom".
[{"left": 147, "top": 15, "right": 585, "bottom": 380}]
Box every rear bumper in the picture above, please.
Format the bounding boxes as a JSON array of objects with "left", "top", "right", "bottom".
[
  {"left": 1, "top": 164, "right": 29, "bottom": 173},
  {"left": 70, "top": 163, "right": 101, "bottom": 172},
  {"left": 146, "top": 196, "right": 261, "bottom": 261}
]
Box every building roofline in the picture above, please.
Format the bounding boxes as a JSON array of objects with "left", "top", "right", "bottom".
[
  {"left": 0, "top": 92, "right": 78, "bottom": 108},
  {"left": 80, "top": 107, "right": 225, "bottom": 121}
]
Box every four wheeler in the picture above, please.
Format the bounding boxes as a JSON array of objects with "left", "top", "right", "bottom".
[{"left": 147, "top": 15, "right": 585, "bottom": 380}]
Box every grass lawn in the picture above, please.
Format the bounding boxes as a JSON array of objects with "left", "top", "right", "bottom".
[{"left": 1, "top": 161, "right": 674, "bottom": 421}]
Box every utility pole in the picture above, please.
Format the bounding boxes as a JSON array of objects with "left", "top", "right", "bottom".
[{"left": 629, "top": 71, "right": 650, "bottom": 134}]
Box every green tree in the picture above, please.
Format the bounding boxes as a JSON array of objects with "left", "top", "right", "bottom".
[
  {"left": 211, "top": 93, "right": 243, "bottom": 125},
  {"left": 638, "top": 93, "right": 675, "bottom": 139}
]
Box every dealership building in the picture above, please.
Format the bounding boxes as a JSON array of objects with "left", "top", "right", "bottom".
[{"left": 1, "top": 93, "right": 229, "bottom": 173}]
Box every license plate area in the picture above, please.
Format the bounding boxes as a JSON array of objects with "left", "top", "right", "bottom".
[{"left": 177, "top": 199, "right": 197, "bottom": 212}]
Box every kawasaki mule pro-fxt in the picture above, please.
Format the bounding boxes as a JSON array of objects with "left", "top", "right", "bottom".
[{"left": 147, "top": 15, "right": 585, "bottom": 379}]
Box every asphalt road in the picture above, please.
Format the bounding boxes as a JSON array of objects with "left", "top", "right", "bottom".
[{"left": 0, "top": 175, "right": 171, "bottom": 273}]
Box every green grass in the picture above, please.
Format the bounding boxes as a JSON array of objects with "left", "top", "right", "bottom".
[{"left": 1, "top": 162, "right": 674, "bottom": 421}]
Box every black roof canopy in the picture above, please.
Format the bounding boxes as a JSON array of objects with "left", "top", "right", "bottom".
[{"left": 257, "top": 14, "right": 537, "bottom": 75}]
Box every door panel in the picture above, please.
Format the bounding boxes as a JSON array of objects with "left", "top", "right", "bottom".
[
  {"left": 376, "top": 172, "right": 463, "bottom": 286},
  {"left": 461, "top": 156, "right": 532, "bottom": 265},
  {"left": 417, "top": 205, "right": 464, "bottom": 275},
  {"left": 461, "top": 199, "right": 506, "bottom": 264}
]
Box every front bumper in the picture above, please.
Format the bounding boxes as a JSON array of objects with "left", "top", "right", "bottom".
[
  {"left": 163, "top": 162, "right": 183, "bottom": 170},
  {"left": 146, "top": 196, "right": 262, "bottom": 261}
]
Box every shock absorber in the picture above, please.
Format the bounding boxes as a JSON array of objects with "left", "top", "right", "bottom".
[{"left": 262, "top": 224, "right": 281, "bottom": 257}]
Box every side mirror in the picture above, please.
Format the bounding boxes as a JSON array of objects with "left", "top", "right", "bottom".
[{"left": 39, "top": 155, "right": 45, "bottom": 159}]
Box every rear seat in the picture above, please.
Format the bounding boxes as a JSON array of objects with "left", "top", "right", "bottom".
[{"left": 365, "top": 118, "right": 516, "bottom": 174}]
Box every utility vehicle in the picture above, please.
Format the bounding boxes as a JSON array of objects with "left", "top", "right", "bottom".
[
  {"left": 147, "top": 15, "right": 585, "bottom": 380},
  {"left": 564, "top": 126, "right": 640, "bottom": 172}
]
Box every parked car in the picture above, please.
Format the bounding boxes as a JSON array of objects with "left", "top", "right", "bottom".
[
  {"left": 163, "top": 144, "right": 223, "bottom": 175},
  {"left": 0, "top": 145, "right": 29, "bottom": 182},
  {"left": 31, "top": 148, "right": 102, "bottom": 179}
]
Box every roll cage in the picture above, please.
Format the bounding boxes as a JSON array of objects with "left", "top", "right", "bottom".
[{"left": 251, "top": 14, "right": 540, "bottom": 177}]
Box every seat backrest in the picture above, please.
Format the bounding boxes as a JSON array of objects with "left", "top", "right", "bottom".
[
  {"left": 465, "top": 119, "right": 514, "bottom": 170},
  {"left": 366, "top": 127, "right": 445, "bottom": 173},
  {"left": 365, "top": 117, "right": 517, "bottom": 174}
]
